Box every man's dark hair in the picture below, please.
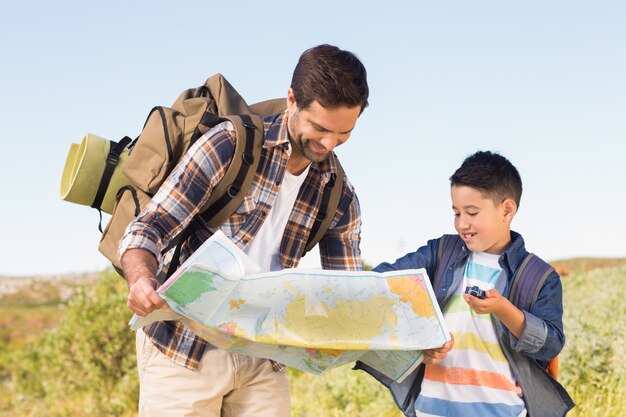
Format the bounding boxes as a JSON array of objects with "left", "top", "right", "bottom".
[
  {"left": 291, "top": 44, "right": 369, "bottom": 114},
  {"left": 450, "top": 151, "right": 523, "bottom": 208}
]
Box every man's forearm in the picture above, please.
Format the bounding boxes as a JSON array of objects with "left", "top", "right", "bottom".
[{"left": 121, "top": 248, "right": 158, "bottom": 287}]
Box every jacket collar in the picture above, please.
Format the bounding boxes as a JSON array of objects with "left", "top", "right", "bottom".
[
  {"left": 499, "top": 231, "right": 528, "bottom": 273},
  {"left": 458, "top": 230, "right": 528, "bottom": 275}
]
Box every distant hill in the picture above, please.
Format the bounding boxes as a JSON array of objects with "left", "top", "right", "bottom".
[
  {"left": 549, "top": 257, "right": 626, "bottom": 276},
  {"left": 0, "top": 272, "right": 98, "bottom": 304},
  {"left": 2, "top": 257, "right": 625, "bottom": 304}
]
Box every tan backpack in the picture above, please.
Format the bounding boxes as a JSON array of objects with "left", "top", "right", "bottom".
[{"left": 61, "top": 74, "right": 344, "bottom": 278}]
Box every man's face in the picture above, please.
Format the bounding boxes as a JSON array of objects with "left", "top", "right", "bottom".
[{"left": 287, "top": 89, "right": 361, "bottom": 163}]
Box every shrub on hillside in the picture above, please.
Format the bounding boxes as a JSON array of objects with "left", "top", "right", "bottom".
[
  {"left": 4, "top": 263, "right": 625, "bottom": 417},
  {"left": 10, "top": 270, "right": 138, "bottom": 417},
  {"left": 559, "top": 265, "right": 626, "bottom": 416},
  {"left": 289, "top": 366, "right": 402, "bottom": 417}
]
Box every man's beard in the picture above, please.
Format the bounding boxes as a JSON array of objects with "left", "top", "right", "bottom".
[
  {"left": 292, "top": 133, "right": 330, "bottom": 163},
  {"left": 289, "top": 112, "right": 330, "bottom": 163}
]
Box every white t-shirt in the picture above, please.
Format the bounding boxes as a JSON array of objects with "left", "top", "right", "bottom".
[{"left": 244, "top": 165, "right": 310, "bottom": 271}]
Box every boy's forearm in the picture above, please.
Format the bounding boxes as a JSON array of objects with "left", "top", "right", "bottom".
[{"left": 494, "top": 299, "right": 526, "bottom": 339}]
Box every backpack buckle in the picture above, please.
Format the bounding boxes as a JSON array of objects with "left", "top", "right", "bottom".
[
  {"left": 242, "top": 152, "right": 254, "bottom": 165},
  {"left": 106, "top": 152, "right": 120, "bottom": 166},
  {"left": 227, "top": 184, "right": 240, "bottom": 197},
  {"left": 315, "top": 209, "right": 327, "bottom": 221}
]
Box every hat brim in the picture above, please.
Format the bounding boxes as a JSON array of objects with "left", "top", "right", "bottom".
[{"left": 60, "top": 133, "right": 131, "bottom": 214}]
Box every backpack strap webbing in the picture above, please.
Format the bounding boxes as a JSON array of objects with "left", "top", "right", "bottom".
[
  {"left": 507, "top": 253, "right": 558, "bottom": 379},
  {"left": 508, "top": 253, "right": 555, "bottom": 311},
  {"left": 166, "top": 114, "right": 263, "bottom": 277},
  {"left": 303, "top": 159, "right": 344, "bottom": 255},
  {"left": 433, "top": 234, "right": 464, "bottom": 291},
  {"left": 200, "top": 114, "right": 264, "bottom": 228},
  {"left": 92, "top": 136, "right": 133, "bottom": 231}
]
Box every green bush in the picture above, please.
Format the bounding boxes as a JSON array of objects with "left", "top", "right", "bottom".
[
  {"left": 289, "top": 366, "right": 403, "bottom": 417},
  {"left": 2, "top": 264, "right": 625, "bottom": 417},
  {"left": 559, "top": 265, "right": 626, "bottom": 416},
  {"left": 9, "top": 270, "right": 138, "bottom": 417}
]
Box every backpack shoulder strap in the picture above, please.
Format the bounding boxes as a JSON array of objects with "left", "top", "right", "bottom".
[
  {"left": 507, "top": 252, "right": 559, "bottom": 380},
  {"left": 508, "top": 253, "right": 555, "bottom": 311},
  {"left": 303, "top": 158, "right": 345, "bottom": 254},
  {"left": 166, "top": 113, "right": 263, "bottom": 276},
  {"left": 433, "top": 234, "right": 464, "bottom": 290},
  {"left": 199, "top": 113, "right": 264, "bottom": 227}
]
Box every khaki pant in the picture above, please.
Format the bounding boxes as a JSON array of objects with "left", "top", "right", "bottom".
[{"left": 136, "top": 329, "right": 291, "bottom": 417}]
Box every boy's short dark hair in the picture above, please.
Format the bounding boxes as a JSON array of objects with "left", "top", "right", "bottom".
[
  {"left": 290, "top": 44, "right": 369, "bottom": 115},
  {"left": 450, "top": 151, "right": 523, "bottom": 208}
]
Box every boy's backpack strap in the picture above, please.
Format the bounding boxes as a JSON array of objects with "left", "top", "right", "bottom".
[
  {"left": 508, "top": 253, "right": 555, "bottom": 312},
  {"left": 507, "top": 252, "right": 559, "bottom": 380},
  {"left": 433, "top": 234, "right": 464, "bottom": 291},
  {"left": 303, "top": 159, "right": 344, "bottom": 255}
]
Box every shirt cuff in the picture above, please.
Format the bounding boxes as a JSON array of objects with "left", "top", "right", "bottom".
[
  {"left": 118, "top": 233, "right": 161, "bottom": 267},
  {"left": 509, "top": 311, "right": 547, "bottom": 353}
]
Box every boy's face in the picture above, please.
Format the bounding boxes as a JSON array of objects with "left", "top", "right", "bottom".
[{"left": 451, "top": 185, "right": 516, "bottom": 255}]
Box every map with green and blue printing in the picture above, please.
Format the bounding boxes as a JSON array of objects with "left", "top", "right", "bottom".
[{"left": 130, "top": 232, "right": 450, "bottom": 382}]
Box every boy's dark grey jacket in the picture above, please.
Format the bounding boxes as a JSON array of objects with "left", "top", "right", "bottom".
[{"left": 355, "top": 231, "right": 574, "bottom": 417}]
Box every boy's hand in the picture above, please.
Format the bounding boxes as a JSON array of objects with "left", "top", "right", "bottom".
[
  {"left": 464, "top": 289, "right": 526, "bottom": 338},
  {"left": 422, "top": 334, "right": 455, "bottom": 365},
  {"left": 464, "top": 288, "right": 504, "bottom": 314}
]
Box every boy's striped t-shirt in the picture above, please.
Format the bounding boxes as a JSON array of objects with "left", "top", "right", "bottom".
[{"left": 414, "top": 251, "right": 527, "bottom": 417}]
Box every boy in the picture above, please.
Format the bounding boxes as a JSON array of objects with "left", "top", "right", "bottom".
[{"left": 357, "top": 151, "right": 574, "bottom": 417}]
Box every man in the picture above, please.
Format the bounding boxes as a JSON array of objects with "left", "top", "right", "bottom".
[{"left": 119, "top": 44, "right": 369, "bottom": 417}]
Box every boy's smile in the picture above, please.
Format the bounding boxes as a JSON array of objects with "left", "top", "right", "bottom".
[
  {"left": 459, "top": 231, "right": 477, "bottom": 242},
  {"left": 451, "top": 185, "right": 515, "bottom": 255}
]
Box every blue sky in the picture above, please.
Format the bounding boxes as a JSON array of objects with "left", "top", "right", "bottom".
[{"left": 1, "top": 1, "right": 624, "bottom": 276}]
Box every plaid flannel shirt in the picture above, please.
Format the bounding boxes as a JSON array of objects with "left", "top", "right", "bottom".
[{"left": 119, "top": 110, "right": 363, "bottom": 370}]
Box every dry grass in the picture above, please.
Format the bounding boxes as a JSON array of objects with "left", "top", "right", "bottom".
[
  {"left": 1, "top": 260, "right": 624, "bottom": 417},
  {"left": 549, "top": 257, "right": 626, "bottom": 276}
]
